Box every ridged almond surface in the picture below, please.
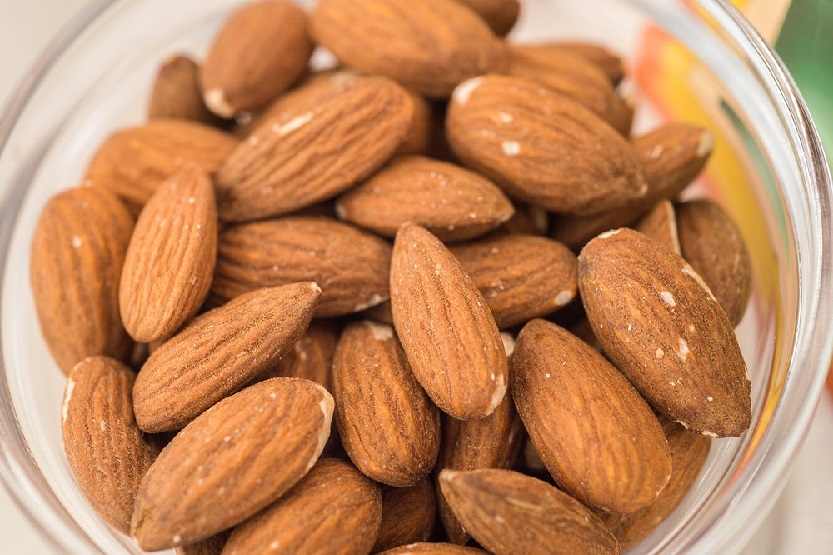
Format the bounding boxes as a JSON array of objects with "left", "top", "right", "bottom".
[
  {"left": 212, "top": 217, "right": 392, "bottom": 317},
  {"left": 30, "top": 186, "right": 134, "bottom": 373},
  {"left": 119, "top": 164, "right": 217, "bottom": 343},
  {"left": 379, "top": 543, "right": 487, "bottom": 555},
  {"left": 201, "top": 1, "right": 312, "bottom": 117},
  {"left": 456, "top": 0, "right": 520, "bottom": 36},
  {"left": 222, "top": 458, "right": 381, "bottom": 555},
  {"left": 634, "top": 200, "right": 680, "bottom": 255},
  {"left": 310, "top": 0, "right": 507, "bottom": 98},
  {"left": 676, "top": 199, "right": 752, "bottom": 326},
  {"left": 175, "top": 533, "right": 228, "bottom": 555},
  {"left": 62, "top": 357, "right": 159, "bottom": 534},
  {"left": 84, "top": 120, "right": 237, "bottom": 214},
  {"left": 133, "top": 283, "right": 320, "bottom": 432},
  {"left": 450, "top": 234, "right": 578, "bottom": 328},
  {"left": 521, "top": 41, "right": 626, "bottom": 85},
  {"left": 132, "top": 378, "right": 334, "bottom": 551},
  {"left": 148, "top": 54, "right": 220, "bottom": 125},
  {"left": 336, "top": 156, "right": 514, "bottom": 241},
  {"left": 264, "top": 320, "right": 339, "bottom": 387},
  {"left": 216, "top": 75, "right": 412, "bottom": 221},
  {"left": 374, "top": 479, "right": 436, "bottom": 552},
  {"left": 446, "top": 74, "right": 645, "bottom": 215},
  {"left": 391, "top": 224, "right": 508, "bottom": 420},
  {"left": 512, "top": 319, "right": 672, "bottom": 512},
  {"left": 439, "top": 469, "right": 620, "bottom": 555},
  {"left": 333, "top": 321, "right": 440, "bottom": 486},
  {"left": 578, "top": 228, "right": 751, "bottom": 436}
]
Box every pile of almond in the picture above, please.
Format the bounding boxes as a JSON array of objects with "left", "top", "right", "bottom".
[{"left": 29, "top": 1, "right": 754, "bottom": 553}]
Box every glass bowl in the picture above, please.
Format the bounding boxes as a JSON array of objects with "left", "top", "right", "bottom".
[{"left": 1, "top": 0, "right": 831, "bottom": 553}]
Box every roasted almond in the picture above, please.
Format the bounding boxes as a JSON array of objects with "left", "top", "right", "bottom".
[
  {"left": 514, "top": 41, "right": 625, "bottom": 86},
  {"left": 398, "top": 90, "right": 432, "bottom": 156},
  {"left": 212, "top": 217, "right": 392, "bottom": 317},
  {"left": 175, "top": 533, "right": 228, "bottom": 555},
  {"left": 578, "top": 228, "right": 751, "bottom": 436},
  {"left": 379, "top": 543, "right": 488, "bottom": 555},
  {"left": 30, "top": 186, "right": 134, "bottom": 373},
  {"left": 62, "top": 357, "right": 159, "bottom": 534},
  {"left": 148, "top": 54, "right": 221, "bottom": 125},
  {"left": 391, "top": 224, "right": 508, "bottom": 420},
  {"left": 336, "top": 156, "right": 514, "bottom": 242},
  {"left": 132, "top": 378, "right": 334, "bottom": 551},
  {"left": 264, "top": 320, "right": 339, "bottom": 387},
  {"left": 133, "top": 283, "right": 321, "bottom": 433},
  {"left": 310, "top": 0, "right": 507, "bottom": 98},
  {"left": 374, "top": 479, "right": 436, "bottom": 553},
  {"left": 222, "top": 458, "right": 382, "bottom": 555},
  {"left": 216, "top": 75, "right": 413, "bottom": 221},
  {"left": 634, "top": 200, "right": 680, "bottom": 254},
  {"left": 333, "top": 321, "right": 440, "bottom": 487},
  {"left": 446, "top": 74, "right": 646, "bottom": 214},
  {"left": 456, "top": 0, "right": 520, "bottom": 37},
  {"left": 119, "top": 164, "right": 217, "bottom": 343}
]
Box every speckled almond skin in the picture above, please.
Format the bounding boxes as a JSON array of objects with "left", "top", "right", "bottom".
[
  {"left": 634, "top": 200, "right": 680, "bottom": 255},
  {"left": 132, "top": 378, "right": 334, "bottom": 551},
  {"left": 374, "top": 479, "right": 436, "bottom": 552}
]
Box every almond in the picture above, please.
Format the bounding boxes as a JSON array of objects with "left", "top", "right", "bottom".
[
  {"left": 216, "top": 75, "right": 413, "bottom": 221},
  {"left": 309, "top": 0, "right": 507, "bottom": 98},
  {"left": 119, "top": 164, "right": 217, "bottom": 343},
  {"left": 578, "top": 228, "right": 751, "bottom": 436},
  {"left": 84, "top": 120, "right": 237, "bottom": 214},
  {"left": 336, "top": 156, "right": 514, "bottom": 242},
  {"left": 30, "top": 186, "right": 134, "bottom": 373},
  {"left": 133, "top": 283, "right": 321, "bottom": 433},
  {"left": 634, "top": 200, "right": 680, "bottom": 254},
  {"left": 212, "top": 217, "right": 392, "bottom": 317},
  {"left": 333, "top": 321, "right": 440, "bottom": 487},
  {"left": 265, "top": 320, "right": 339, "bottom": 387},
  {"left": 148, "top": 54, "right": 221, "bottom": 125},
  {"left": 62, "top": 357, "right": 159, "bottom": 534},
  {"left": 201, "top": 1, "right": 312, "bottom": 117},
  {"left": 456, "top": 0, "right": 520, "bottom": 37},
  {"left": 450, "top": 234, "right": 578, "bottom": 328},
  {"left": 222, "top": 458, "right": 382, "bottom": 555},
  {"left": 675, "top": 199, "right": 751, "bottom": 326},
  {"left": 438, "top": 469, "right": 620, "bottom": 555},
  {"left": 374, "top": 479, "right": 436, "bottom": 552},
  {"left": 379, "top": 543, "right": 488, "bottom": 555},
  {"left": 391, "top": 224, "right": 508, "bottom": 419},
  {"left": 516, "top": 41, "right": 625, "bottom": 86},
  {"left": 176, "top": 533, "right": 228, "bottom": 555},
  {"left": 499, "top": 202, "right": 549, "bottom": 236},
  {"left": 511, "top": 319, "right": 672, "bottom": 512},
  {"left": 398, "top": 90, "right": 432, "bottom": 156},
  {"left": 446, "top": 74, "right": 646, "bottom": 215}
]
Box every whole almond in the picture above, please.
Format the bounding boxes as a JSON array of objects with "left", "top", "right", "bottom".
[
  {"left": 333, "top": 321, "right": 440, "bottom": 487},
  {"left": 132, "top": 378, "right": 333, "bottom": 551},
  {"left": 379, "top": 543, "right": 488, "bottom": 555},
  {"left": 675, "top": 199, "right": 751, "bottom": 326},
  {"left": 374, "top": 479, "right": 436, "bottom": 552},
  {"left": 310, "top": 0, "right": 507, "bottom": 98},
  {"left": 133, "top": 283, "right": 321, "bottom": 433},
  {"left": 202, "top": 1, "right": 312, "bottom": 117},
  {"left": 212, "top": 217, "right": 392, "bottom": 317},
  {"left": 84, "top": 120, "right": 237, "bottom": 214},
  {"left": 450, "top": 234, "right": 578, "bottom": 328},
  {"left": 578, "top": 228, "right": 751, "bottom": 436},
  {"left": 148, "top": 54, "right": 220, "bottom": 125},
  {"left": 391, "top": 224, "right": 508, "bottom": 420},
  {"left": 222, "top": 458, "right": 382, "bottom": 555},
  {"left": 499, "top": 202, "right": 550, "bottom": 236},
  {"left": 398, "top": 90, "right": 432, "bottom": 156},
  {"left": 176, "top": 533, "right": 228, "bottom": 555},
  {"left": 265, "top": 320, "right": 339, "bottom": 387},
  {"left": 216, "top": 75, "right": 413, "bottom": 221},
  {"left": 30, "top": 186, "right": 134, "bottom": 373},
  {"left": 119, "top": 164, "right": 217, "bottom": 343},
  {"left": 439, "top": 469, "right": 620, "bottom": 555},
  {"left": 446, "top": 74, "right": 646, "bottom": 214},
  {"left": 512, "top": 319, "right": 672, "bottom": 512},
  {"left": 526, "top": 41, "right": 626, "bottom": 85},
  {"left": 634, "top": 200, "right": 680, "bottom": 254},
  {"left": 456, "top": 0, "right": 520, "bottom": 37},
  {"left": 336, "top": 156, "right": 514, "bottom": 241},
  {"left": 62, "top": 357, "right": 159, "bottom": 533}
]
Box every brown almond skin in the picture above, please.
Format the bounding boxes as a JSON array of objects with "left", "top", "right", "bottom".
[
  {"left": 133, "top": 283, "right": 321, "bottom": 433},
  {"left": 222, "top": 458, "right": 381, "bottom": 555},
  {"left": 499, "top": 203, "right": 549, "bottom": 236},
  {"left": 264, "top": 320, "right": 339, "bottom": 387},
  {"left": 374, "top": 479, "right": 436, "bottom": 552},
  {"left": 310, "top": 0, "right": 507, "bottom": 98},
  {"left": 456, "top": 0, "right": 520, "bottom": 37},
  {"left": 84, "top": 120, "right": 237, "bottom": 214},
  {"left": 450, "top": 234, "right": 578, "bottom": 328},
  {"left": 148, "top": 54, "right": 221, "bottom": 125},
  {"left": 578, "top": 228, "right": 752, "bottom": 436},
  {"left": 176, "top": 533, "right": 228, "bottom": 555},
  {"left": 336, "top": 156, "right": 514, "bottom": 242},
  {"left": 512, "top": 319, "right": 672, "bottom": 512},
  {"left": 119, "top": 164, "right": 217, "bottom": 343},
  {"left": 675, "top": 199, "right": 752, "bottom": 326},
  {"left": 202, "top": 1, "right": 311, "bottom": 117},
  {"left": 31, "top": 186, "right": 134, "bottom": 373},
  {"left": 333, "top": 321, "right": 440, "bottom": 487},
  {"left": 439, "top": 469, "right": 620, "bottom": 555},
  {"left": 212, "top": 217, "right": 392, "bottom": 317},
  {"left": 62, "top": 357, "right": 159, "bottom": 534},
  {"left": 398, "top": 90, "right": 432, "bottom": 156},
  {"left": 391, "top": 224, "right": 508, "bottom": 420},
  {"left": 525, "top": 41, "right": 626, "bottom": 86},
  {"left": 379, "top": 543, "right": 487, "bottom": 555},
  {"left": 634, "top": 200, "right": 680, "bottom": 255},
  {"left": 216, "top": 75, "right": 413, "bottom": 221},
  {"left": 446, "top": 74, "right": 646, "bottom": 215}
]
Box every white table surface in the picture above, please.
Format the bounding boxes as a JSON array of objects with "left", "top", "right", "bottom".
[{"left": 2, "top": 1, "right": 833, "bottom": 554}]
